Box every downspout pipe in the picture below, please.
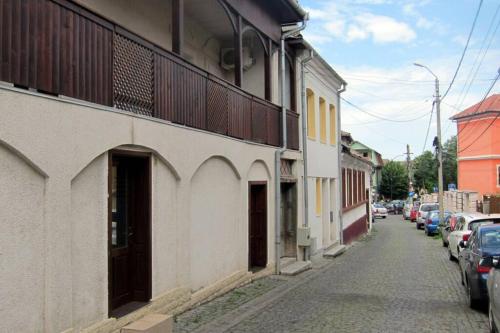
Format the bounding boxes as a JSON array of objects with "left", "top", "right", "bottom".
[
  {"left": 300, "top": 49, "right": 313, "bottom": 261},
  {"left": 275, "top": 18, "right": 308, "bottom": 275},
  {"left": 336, "top": 83, "right": 347, "bottom": 244}
]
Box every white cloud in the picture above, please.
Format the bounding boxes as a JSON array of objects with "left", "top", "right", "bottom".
[
  {"left": 353, "top": 13, "right": 416, "bottom": 43},
  {"left": 346, "top": 25, "right": 369, "bottom": 42},
  {"left": 303, "top": 2, "right": 417, "bottom": 44},
  {"left": 324, "top": 20, "right": 346, "bottom": 38}
]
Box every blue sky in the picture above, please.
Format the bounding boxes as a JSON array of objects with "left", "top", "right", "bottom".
[{"left": 299, "top": 0, "right": 500, "bottom": 160}]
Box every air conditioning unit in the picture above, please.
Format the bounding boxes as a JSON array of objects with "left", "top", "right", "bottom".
[{"left": 220, "top": 47, "right": 255, "bottom": 71}]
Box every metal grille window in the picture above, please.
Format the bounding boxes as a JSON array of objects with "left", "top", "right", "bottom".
[{"left": 113, "top": 33, "right": 154, "bottom": 116}]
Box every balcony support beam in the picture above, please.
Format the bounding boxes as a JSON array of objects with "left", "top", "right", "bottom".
[
  {"left": 172, "top": 0, "right": 184, "bottom": 55},
  {"left": 265, "top": 38, "right": 273, "bottom": 101},
  {"left": 234, "top": 15, "right": 243, "bottom": 87}
]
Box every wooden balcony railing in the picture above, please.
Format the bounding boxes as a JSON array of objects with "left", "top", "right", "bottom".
[{"left": 0, "top": 0, "right": 300, "bottom": 150}]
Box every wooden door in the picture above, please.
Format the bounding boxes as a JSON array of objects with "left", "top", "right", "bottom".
[
  {"left": 249, "top": 183, "right": 267, "bottom": 269},
  {"left": 109, "top": 153, "right": 151, "bottom": 313},
  {"left": 280, "top": 183, "right": 297, "bottom": 258}
]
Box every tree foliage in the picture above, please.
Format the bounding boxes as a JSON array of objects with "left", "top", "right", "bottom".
[
  {"left": 413, "top": 151, "right": 437, "bottom": 193},
  {"left": 442, "top": 136, "right": 457, "bottom": 187},
  {"left": 411, "top": 136, "right": 457, "bottom": 194},
  {"left": 380, "top": 161, "right": 408, "bottom": 200}
]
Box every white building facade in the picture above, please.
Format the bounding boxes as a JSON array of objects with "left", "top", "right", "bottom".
[
  {"left": 0, "top": 0, "right": 307, "bottom": 331},
  {"left": 302, "top": 49, "right": 346, "bottom": 254}
]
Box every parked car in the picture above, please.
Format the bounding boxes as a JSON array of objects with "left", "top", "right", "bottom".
[
  {"left": 416, "top": 203, "right": 439, "bottom": 230},
  {"left": 391, "top": 200, "right": 404, "bottom": 214},
  {"left": 384, "top": 202, "right": 395, "bottom": 214},
  {"left": 448, "top": 213, "right": 500, "bottom": 261},
  {"left": 424, "top": 210, "right": 452, "bottom": 236},
  {"left": 403, "top": 201, "right": 413, "bottom": 220},
  {"left": 487, "top": 253, "right": 500, "bottom": 332},
  {"left": 459, "top": 224, "right": 500, "bottom": 309},
  {"left": 372, "top": 204, "right": 388, "bottom": 219},
  {"left": 410, "top": 202, "right": 420, "bottom": 222},
  {"left": 440, "top": 213, "right": 466, "bottom": 247}
]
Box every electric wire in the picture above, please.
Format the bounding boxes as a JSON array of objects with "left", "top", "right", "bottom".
[
  {"left": 459, "top": 12, "right": 500, "bottom": 108},
  {"left": 455, "top": 10, "right": 500, "bottom": 110},
  {"left": 441, "top": 0, "right": 484, "bottom": 101},
  {"left": 422, "top": 101, "right": 435, "bottom": 154},
  {"left": 454, "top": 69, "right": 500, "bottom": 141},
  {"left": 341, "top": 97, "right": 432, "bottom": 123},
  {"left": 453, "top": 72, "right": 500, "bottom": 153}
]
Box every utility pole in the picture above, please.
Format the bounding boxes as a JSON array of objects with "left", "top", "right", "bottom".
[
  {"left": 414, "top": 63, "right": 444, "bottom": 224},
  {"left": 405, "top": 144, "right": 413, "bottom": 190},
  {"left": 435, "top": 77, "right": 444, "bottom": 225}
]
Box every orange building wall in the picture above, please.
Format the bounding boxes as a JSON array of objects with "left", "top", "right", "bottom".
[
  {"left": 457, "top": 117, "right": 500, "bottom": 158},
  {"left": 458, "top": 159, "right": 500, "bottom": 196},
  {"left": 457, "top": 117, "right": 500, "bottom": 197}
]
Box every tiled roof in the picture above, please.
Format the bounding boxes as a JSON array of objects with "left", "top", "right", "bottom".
[{"left": 451, "top": 94, "right": 500, "bottom": 120}]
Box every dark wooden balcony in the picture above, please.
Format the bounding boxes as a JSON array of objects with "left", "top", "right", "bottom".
[{"left": 0, "top": 0, "right": 300, "bottom": 150}]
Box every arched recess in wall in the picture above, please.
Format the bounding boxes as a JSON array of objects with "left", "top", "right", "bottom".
[
  {"left": 284, "top": 54, "right": 296, "bottom": 111},
  {"left": 0, "top": 140, "right": 46, "bottom": 331},
  {"left": 306, "top": 88, "right": 316, "bottom": 140},
  {"left": 71, "top": 144, "right": 181, "bottom": 183},
  {"left": 183, "top": 0, "right": 236, "bottom": 82},
  {"left": 247, "top": 159, "right": 272, "bottom": 182},
  {"left": 319, "top": 97, "right": 326, "bottom": 143},
  {"left": 189, "top": 155, "right": 242, "bottom": 291},
  {"left": 241, "top": 26, "right": 267, "bottom": 99},
  {"left": 329, "top": 104, "right": 337, "bottom": 145}
]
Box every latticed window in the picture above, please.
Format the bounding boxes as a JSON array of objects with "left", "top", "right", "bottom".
[{"left": 113, "top": 33, "right": 154, "bottom": 116}]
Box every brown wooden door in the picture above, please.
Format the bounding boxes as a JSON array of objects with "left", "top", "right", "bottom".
[
  {"left": 280, "top": 183, "right": 297, "bottom": 258},
  {"left": 109, "top": 153, "right": 151, "bottom": 312},
  {"left": 249, "top": 183, "right": 267, "bottom": 269}
]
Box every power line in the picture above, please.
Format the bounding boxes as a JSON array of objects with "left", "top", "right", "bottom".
[
  {"left": 422, "top": 101, "right": 435, "bottom": 154},
  {"left": 455, "top": 72, "right": 500, "bottom": 153},
  {"left": 458, "top": 110, "right": 500, "bottom": 153},
  {"left": 441, "top": 0, "right": 484, "bottom": 101},
  {"left": 341, "top": 97, "right": 432, "bottom": 123},
  {"left": 455, "top": 7, "right": 500, "bottom": 110},
  {"left": 454, "top": 69, "right": 500, "bottom": 140}
]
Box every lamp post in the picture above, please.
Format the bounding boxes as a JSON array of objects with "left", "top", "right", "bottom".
[{"left": 414, "top": 63, "right": 444, "bottom": 224}]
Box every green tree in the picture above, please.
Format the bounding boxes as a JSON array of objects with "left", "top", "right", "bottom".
[
  {"left": 442, "top": 136, "right": 457, "bottom": 188},
  {"left": 413, "top": 151, "right": 437, "bottom": 193},
  {"left": 380, "top": 161, "right": 408, "bottom": 200}
]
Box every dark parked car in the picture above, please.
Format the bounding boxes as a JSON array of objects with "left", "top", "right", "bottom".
[
  {"left": 390, "top": 200, "right": 404, "bottom": 214},
  {"left": 459, "top": 224, "right": 500, "bottom": 309},
  {"left": 487, "top": 253, "right": 500, "bottom": 333}
]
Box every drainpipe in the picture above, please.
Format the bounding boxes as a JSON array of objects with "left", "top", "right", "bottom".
[
  {"left": 275, "top": 18, "right": 308, "bottom": 275},
  {"left": 336, "top": 83, "right": 346, "bottom": 244},
  {"left": 300, "top": 49, "right": 313, "bottom": 261}
]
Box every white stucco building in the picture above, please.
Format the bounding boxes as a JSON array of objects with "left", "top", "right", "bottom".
[
  {"left": 0, "top": 0, "right": 307, "bottom": 331},
  {"left": 300, "top": 43, "right": 347, "bottom": 255},
  {"left": 340, "top": 132, "right": 374, "bottom": 243}
]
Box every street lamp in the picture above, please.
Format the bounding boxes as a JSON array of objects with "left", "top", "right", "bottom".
[{"left": 414, "top": 62, "right": 444, "bottom": 225}]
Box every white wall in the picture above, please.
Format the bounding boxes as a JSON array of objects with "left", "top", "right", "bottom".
[
  {"left": 341, "top": 153, "right": 372, "bottom": 232},
  {"left": 303, "top": 57, "right": 342, "bottom": 252},
  {"left": 0, "top": 87, "right": 281, "bottom": 332},
  {"left": 70, "top": 153, "right": 108, "bottom": 330},
  {"left": 190, "top": 157, "right": 243, "bottom": 291},
  {"left": 0, "top": 142, "right": 46, "bottom": 332}
]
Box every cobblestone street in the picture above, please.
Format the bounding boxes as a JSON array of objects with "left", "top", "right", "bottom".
[{"left": 175, "top": 215, "right": 488, "bottom": 333}]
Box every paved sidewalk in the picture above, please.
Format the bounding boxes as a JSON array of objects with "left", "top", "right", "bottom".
[{"left": 174, "top": 216, "right": 488, "bottom": 332}]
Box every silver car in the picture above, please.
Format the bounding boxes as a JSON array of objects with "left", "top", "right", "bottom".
[{"left": 416, "top": 203, "right": 439, "bottom": 230}]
